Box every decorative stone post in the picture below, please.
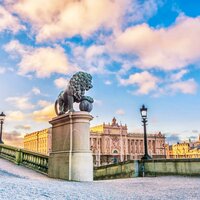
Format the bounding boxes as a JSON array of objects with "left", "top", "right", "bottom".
[{"left": 48, "top": 111, "right": 93, "bottom": 181}]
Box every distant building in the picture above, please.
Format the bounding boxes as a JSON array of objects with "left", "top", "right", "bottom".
[
  {"left": 166, "top": 135, "right": 200, "bottom": 159},
  {"left": 90, "top": 117, "right": 166, "bottom": 166},
  {"left": 24, "top": 129, "right": 52, "bottom": 155},
  {"left": 23, "top": 117, "right": 166, "bottom": 166}
]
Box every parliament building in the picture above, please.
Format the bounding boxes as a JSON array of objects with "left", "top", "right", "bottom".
[{"left": 24, "top": 117, "right": 166, "bottom": 166}]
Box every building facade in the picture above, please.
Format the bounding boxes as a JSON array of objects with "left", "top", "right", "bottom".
[
  {"left": 90, "top": 117, "right": 166, "bottom": 166},
  {"left": 166, "top": 136, "right": 200, "bottom": 159},
  {"left": 24, "top": 128, "right": 52, "bottom": 155},
  {"left": 23, "top": 118, "right": 166, "bottom": 165},
  {"left": 166, "top": 137, "right": 200, "bottom": 159}
]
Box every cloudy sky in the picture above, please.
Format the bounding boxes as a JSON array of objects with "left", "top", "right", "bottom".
[{"left": 0, "top": 0, "right": 200, "bottom": 146}]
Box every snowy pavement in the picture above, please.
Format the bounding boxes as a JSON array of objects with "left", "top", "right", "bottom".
[{"left": 0, "top": 158, "right": 199, "bottom": 200}]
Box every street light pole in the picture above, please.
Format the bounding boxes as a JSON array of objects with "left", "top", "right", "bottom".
[
  {"left": 140, "top": 105, "right": 152, "bottom": 160},
  {"left": 0, "top": 112, "right": 6, "bottom": 144}
]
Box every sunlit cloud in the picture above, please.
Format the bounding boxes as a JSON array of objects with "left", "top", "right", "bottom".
[
  {"left": 2, "top": 130, "right": 24, "bottom": 147},
  {"left": 104, "top": 80, "right": 112, "bottom": 85},
  {"left": 0, "top": 67, "right": 6, "bottom": 74},
  {"left": 71, "top": 44, "right": 109, "bottom": 74},
  {"left": 168, "top": 79, "right": 198, "bottom": 94},
  {"left": 14, "top": 124, "right": 31, "bottom": 130},
  {"left": 119, "top": 71, "right": 159, "bottom": 95},
  {"left": 4, "top": 40, "right": 76, "bottom": 78},
  {"left": 115, "top": 15, "right": 200, "bottom": 71},
  {"left": 116, "top": 109, "right": 125, "bottom": 115},
  {"left": 6, "top": 96, "right": 35, "bottom": 110},
  {"left": 32, "top": 104, "right": 56, "bottom": 122},
  {"left": 85, "top": 45, "right": 105, "bottom": 60},
  {"left": 54, "top": 77, "right": 69, "bottom": 89},
  {"left": 6, "top": 111, "right": 25, "bottom": 121},
  {"left": 31, "top": 87, "right": 41, "bottom": 95},
  {"left": 170, "top": 69, "right": 188, "bottom": 81},
  {"left": 8, "top": 0, "right": 125, "bottom": 42},
  {"left": 94, "top": 99, "right": 102, "bottom": 106},
  {"left": 0, "top": 5, "right": 25, "bottom": 33},
  {"left": 37, "top": 100, "right": 52, "bottom": 108},
  {"left": 124, "top": 0, "right": 163, "bottom": 25}
]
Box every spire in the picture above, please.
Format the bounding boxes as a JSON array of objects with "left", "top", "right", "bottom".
[{"left": 112, "top": 117, "right": 117, "bottom": 126}]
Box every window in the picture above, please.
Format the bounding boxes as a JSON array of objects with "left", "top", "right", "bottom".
[{"left": 113, "top": 150, "right": 118, "bottom": 154}]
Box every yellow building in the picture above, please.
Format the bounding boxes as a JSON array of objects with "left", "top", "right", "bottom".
[
  {"left": 166, "top": 135, "right": 200, "bottom": 159},
  {"left": 171, "top": 142, "right": 189, "bottom": 158},
  {"left": 24, "top": 128, "right": 52, "bottom": 155}
]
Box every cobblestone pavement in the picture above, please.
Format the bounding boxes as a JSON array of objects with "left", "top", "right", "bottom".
[{"left": 0, "top": 158, "right": 199, "bottom": 200}]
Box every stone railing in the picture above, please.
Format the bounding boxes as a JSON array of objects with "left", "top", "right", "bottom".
[
  {"left": 94, "top": 160, "right": 139, "bottom": 180},
  {"left": 142, "top": 158, "right": 200, "bottom": 176},
  {"left": 1, "top": 144, "right": 200, "bottom": 179},
  {"left": 0, "top": 144, "right": 48, "bottom": 174},
  {"left": 94, "top": 158, "right": 200, "bottom": 179}
]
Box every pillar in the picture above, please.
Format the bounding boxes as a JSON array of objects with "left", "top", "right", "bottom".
[{"left": 48, "top": 111, "right": 93, "bottom": 181}]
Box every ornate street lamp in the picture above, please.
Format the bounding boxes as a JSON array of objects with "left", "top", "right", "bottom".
[
  {"left": 0, "top": 112, "right": 6, "bottom": 144},
  {"left": 140, "top": 105, "right": 152, "bottom": 160}
]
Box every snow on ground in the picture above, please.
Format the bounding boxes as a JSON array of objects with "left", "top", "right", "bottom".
[{"left": 0, "top": 158, "right": 199, "bottom": 200}]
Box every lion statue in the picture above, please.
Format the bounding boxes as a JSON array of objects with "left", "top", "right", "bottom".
[{"left": 55, "top": 71, "right": 93, "bottom": 115}]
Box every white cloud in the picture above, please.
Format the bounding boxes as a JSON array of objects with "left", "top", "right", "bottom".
[
  {"left": 116, "top": 109, "right": 125, "bottom": 115},
  {"left": 0, "top": 67, "right": 6, "bottom": 74},
  {"left": 71, "top": 44, "right": 109, "bottom": 74},
  {"left": 125, "top": 0, "right": 163, "bottom": 24},
  {"left": 104, "top": 80, "right": 112, "bottom": 85},
  {"left": 4, "top": 40, "right": 76, "bottom": 78},
  {"left": 32, "top": 87, "right": 41, "bottom": 95},
  {"left": 3, "top": 130, "right": 24, "bottom": 147},
  {"left": 6, "top": 0, "right": 162, "bottom": 42},
  {"left": 0, "top": 5, "right": 24, "bottom": 33},
  {"left": 6, "top": 111, "right": 25, "bottom": 121},
  {"left": 119, "top": 71, "right": 159, "bottom": 95},
  {"left": 14, "top": 125, "right": 31, "bottom": 130},
  {"left": 170, "top": 69, "right": 188, "bottom": 81},
  {"left": 9, "top": 0, "right": 125, "bottom": 42},
  {"left": 85, "top": 45, "right": 105, "bottom": 60},
  {"left": 4, "top": 40, "right": 31, "bottom": 55},
  {"left": 6, "top": 96, "right": 35, "bottom": 110},
  {"left": 115, "top": 15, "right": 200, "bottom": 71},
  {"left": 32, "top": 104, "right": 56, "bottom": 121},
  {"left": 94, "top": 99, "right": 102, "bottom": 106},
  {"left": 54, "top": 77, "right": 69, "bottom": 89},
  {"left": 37, "top": 100, "right": 52, "bottom": 108},
  {"left": 169, "top": 79, "right": 198, "bottom": 94}
]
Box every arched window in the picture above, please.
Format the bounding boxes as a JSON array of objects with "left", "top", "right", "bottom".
[{"left": 113, "top": 149, "right": 119, "bottom": 154}]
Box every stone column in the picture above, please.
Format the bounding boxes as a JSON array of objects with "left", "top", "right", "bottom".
[{"left": 48, "top": 111, "right": 93, "bottom": 181}]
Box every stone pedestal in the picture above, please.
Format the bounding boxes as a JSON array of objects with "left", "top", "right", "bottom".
[{"left": 48, "top": 111, "right": 93, "bottom": 181}]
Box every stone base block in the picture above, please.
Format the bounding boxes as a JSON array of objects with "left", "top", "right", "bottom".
[
  {"left": 71, "top": 151, "right": 93, "bottom": 181},
  {"left": 48, "top": 151, "right": 93, "bottom": 181},
  {"left": 48, "top": 152, "right": 69, "bottom": 180}
]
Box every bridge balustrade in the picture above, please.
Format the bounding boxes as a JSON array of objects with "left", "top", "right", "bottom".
[{"left": 0, "top": 144, "right": 48, "bottom": 174}]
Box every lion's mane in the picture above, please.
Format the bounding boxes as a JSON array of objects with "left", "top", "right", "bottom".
[{"left": 69, "top": 72, "right": 93, "bottom": 102}]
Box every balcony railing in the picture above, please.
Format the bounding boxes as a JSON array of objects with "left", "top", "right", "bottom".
[{"left": 0, "top": 144, "right": 48, "bottom": 174}]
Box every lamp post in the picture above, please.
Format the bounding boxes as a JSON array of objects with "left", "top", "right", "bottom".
[
  {"left": 0, "top": 112, "right": 6, "bottom": 144},
  {"left": 140, "top": 105, "right": 152, "bottom": 160}
]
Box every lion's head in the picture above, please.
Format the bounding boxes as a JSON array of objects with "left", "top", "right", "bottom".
[{"left": 69, "top": 71, "right": 93, "bottom": 102}]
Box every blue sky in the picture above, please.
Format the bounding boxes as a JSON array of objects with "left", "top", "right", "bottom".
[{"left": 0, "top": 0, "right": 200, "bottom": 146}]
